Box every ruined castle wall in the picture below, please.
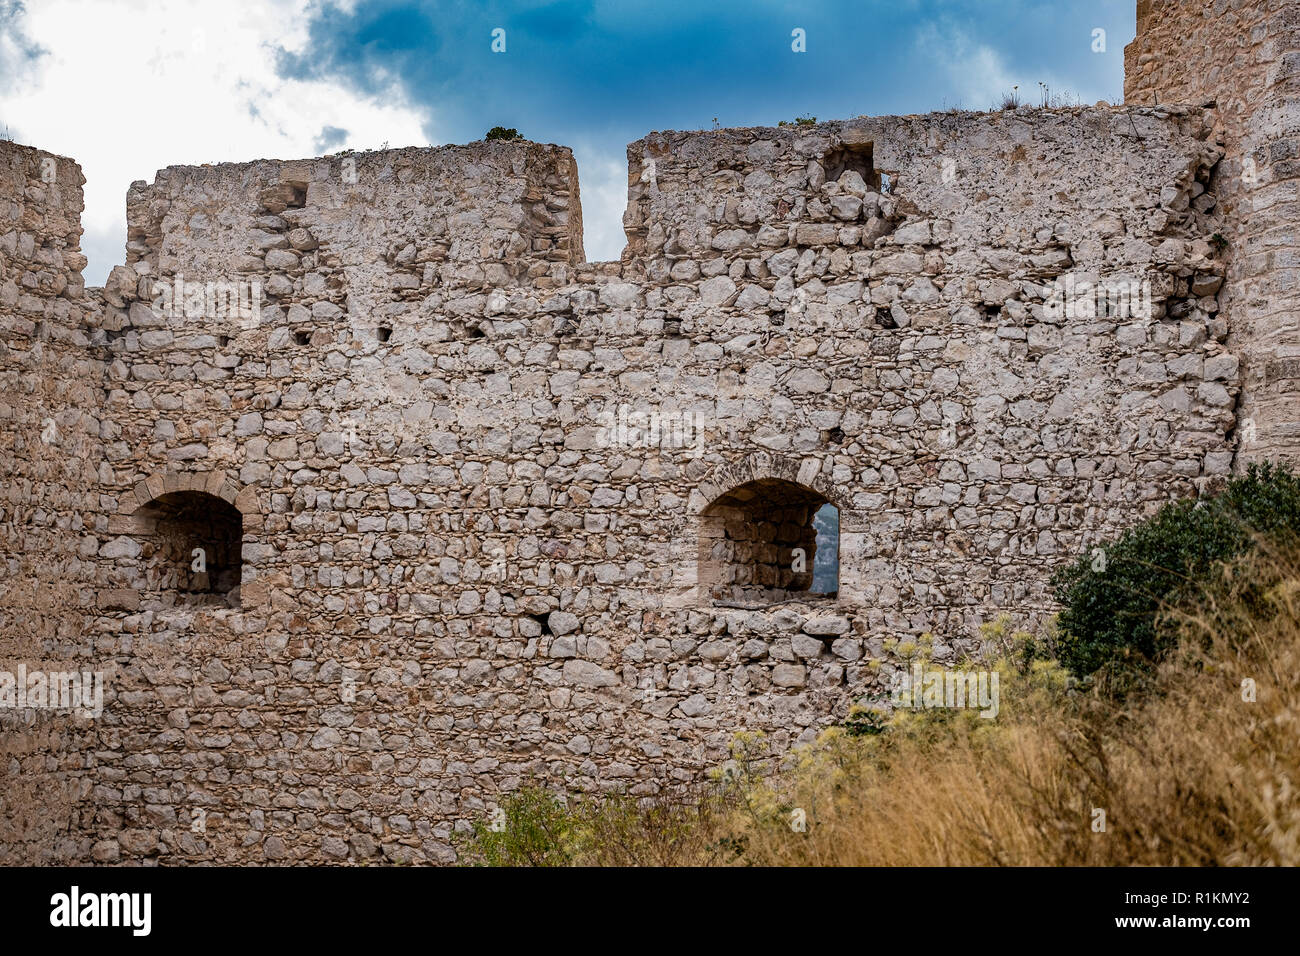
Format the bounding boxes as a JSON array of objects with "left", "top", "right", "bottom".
[
  {"left": 67, "top": 105, "right": 1237, "bottom": 864},
  {"left": 1126, "top": 0, "right": 1300, "bottom": 467},
  {"left": 0, "top": 141, "right": 104, "bottom": 863}
]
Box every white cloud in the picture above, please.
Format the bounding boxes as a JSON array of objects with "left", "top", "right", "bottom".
[
  {"left": 914, "top": 21, "right": 1104, "bottom": 113},
  {"left": 570, "top": 144, "right": 627, "bottom": 263},
  {"left": 0, "top": 0, "right": 431, "bottom": 285}
]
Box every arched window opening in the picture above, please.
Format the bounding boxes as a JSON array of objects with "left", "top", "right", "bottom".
[
  {"left": 137, "top": 491, "right": 243, "bottom": 607},
  {"left": 698, "top": 478, "right": 839, "bottom": 605}
]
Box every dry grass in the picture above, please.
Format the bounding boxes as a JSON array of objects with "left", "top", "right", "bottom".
[
  {"left": 472, "top": 545, "right": 1300, "bottom": 866},
  {"left": 715, "top": 545, "right": 1300, "bottom": 866}
]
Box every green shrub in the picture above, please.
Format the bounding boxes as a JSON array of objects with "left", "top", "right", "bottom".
[
  {"left": 485, "top": 126, "right": 523, "bottom": 142},
  {"left": 458, "top": 782, "right": 737, "bottom": 866},
  {"left": 842, "top": 704, "right": 889, "bottom": 737},
  {"left": 1052, "top": 463, "right": 1300, "bottom": 682},
  {"left": 461, "top": 787, "right": 575, "bottom": 866}
]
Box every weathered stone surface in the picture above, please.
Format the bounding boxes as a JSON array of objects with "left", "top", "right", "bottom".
[
  {"left": 803, "top": 615, "right": 850, "bottom": 636},
  {"left": 0, "top": 33, "right": 1268, "bottom": 864},
  {"left": 563, "top": 660, "right": 620, "bottom": 687},
  {"left": 1126, "top": 0, "right": 1300, "bottom": 468}
]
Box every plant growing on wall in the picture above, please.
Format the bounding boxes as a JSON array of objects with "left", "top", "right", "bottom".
[{"left": 1052, "top": 463, "right": 1300, "bottom": 685}]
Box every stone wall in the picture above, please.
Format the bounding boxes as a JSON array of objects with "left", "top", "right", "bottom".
[
  {"left": 0, "top": 141, "right": 103, "bottom": 863},
  {"left": 1126, "top": 0, "right": 1300, "bottom": 467},
  {"left": 8, "top": 2, "right": 1290, "bottom": 861},
  {"left": 25, "top": 103, "right": 1229, "bottom": 864}
]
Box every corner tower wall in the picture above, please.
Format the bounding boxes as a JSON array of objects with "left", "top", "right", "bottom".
[
  {"left": 0, "top": 141, "right": 104, "bottom": 863},
  {"left": 1126, "top": 0, "right": 1300, "bottom": 466}
]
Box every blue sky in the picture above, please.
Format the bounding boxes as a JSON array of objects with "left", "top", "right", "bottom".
[
  {"left": 0, "top": 0, "right": 1135, "bottom": 280},
  {"left": 280, "top": 0, "right": 1131, "bottom": 142}
]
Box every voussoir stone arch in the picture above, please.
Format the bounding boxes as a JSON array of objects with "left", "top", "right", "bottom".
[
  {"left": 688, "top": 453, "right": 845, "bottom": 516},
  {"left": 106, "top": 470, "right": 265, "bottom": 610},
  {"left": 120, "top": 469, "right": 262, "bottom": 520}
]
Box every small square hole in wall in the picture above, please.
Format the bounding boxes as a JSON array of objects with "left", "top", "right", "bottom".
[
  {"left": 823, "top": 141, "right": 879, "bottom": 190},
  {"left": 217, "top": 335, "right": 230, "bottom": 348},
  {"left": 293, "top": 331, "right": 310, "bottom": 346},
  {"left": 283, "top": 179, "right": 308, "bottom": 209},
  {"left": 377, "top": 326, "right": 392, "bottom": 343}
]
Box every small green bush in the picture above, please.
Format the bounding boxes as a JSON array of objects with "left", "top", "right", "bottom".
[
  {"left": 461, "top": 787, "right": 575, "bottom": 866},
  {"left": 485, "top": 126, "right": 523, "bottom": 142},
  {"left": 458, "top": 782, "right": 738, "bottom": 866},
  {"left": 842, "top": 705, "right": 889, "bottom": 737},
  {"left": 1052, "top": 463, "right": 1300, "bottom": 682},
  {"left": 777, "top": 115, "right": 816, "bottom": 128}
]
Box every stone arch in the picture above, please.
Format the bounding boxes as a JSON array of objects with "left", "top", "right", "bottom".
[
  {"left": 120, "top": 469, "right": 261, "bottom": 519},
  {"left": 107, "top": 471, "right": 263, "bottom": 610},
  {"left": 689, "top": 454, "right": 844, "bottom": 605},
  {"left": 688, "top": 453, "right": 846, "bottom": 516}
]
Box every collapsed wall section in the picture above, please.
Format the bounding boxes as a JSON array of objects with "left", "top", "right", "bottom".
[{"left": 123, "top": 141, "right": 583, "bottom": 293}]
